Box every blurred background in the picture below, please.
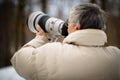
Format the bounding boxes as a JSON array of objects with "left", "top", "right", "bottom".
[{"left": 0, "top": 0, "right": 120, "bottom": 79}]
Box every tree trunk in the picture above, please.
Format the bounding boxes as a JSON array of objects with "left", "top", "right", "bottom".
[
  {"left": 15, "top": 0, "right": 26, "bottom": 50},
  {"left": 0, "top": 0, "right": 15, "bottom": 68},
  {"left": 90, "top": 0, "right": 96, "bottom": 3},
  {"left": 41, "top": 0, "right": 47, "bottom": 13},
  {"left": 100, "top": 0, "right": 107, "bottom": 10}
]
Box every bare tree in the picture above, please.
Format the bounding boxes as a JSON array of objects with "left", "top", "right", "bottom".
[
  {"left": 90, "top": 0, "right": 96, "bottom": 3},
  {"left": 0, "top": 0, "right": 15, "bottom": 68},
  {"left": 41, "top": 0, "right": 47, "bottom": 13},
  {"left": 15, "top": 0, "right": 26, "bottom": 50}
]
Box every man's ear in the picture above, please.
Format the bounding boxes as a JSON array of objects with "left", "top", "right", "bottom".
[{"left": 75, "top": 24, "right": 80, "bottom": 30}]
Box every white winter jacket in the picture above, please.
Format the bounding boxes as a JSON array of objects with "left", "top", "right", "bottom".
[{"left": 11, "top": 29, "right": 120, "bottom": 80}]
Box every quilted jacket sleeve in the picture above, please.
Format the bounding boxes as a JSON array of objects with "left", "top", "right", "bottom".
[{"left": 11, "top": 35, "right": 49, "bottom": 79}]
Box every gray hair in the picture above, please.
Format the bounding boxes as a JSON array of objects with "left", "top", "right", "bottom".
[{"left": 68, "top": 3, "right": 106, "bottom": 30}]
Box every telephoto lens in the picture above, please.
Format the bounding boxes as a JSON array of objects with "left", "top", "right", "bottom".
[{"left": 27, "top": 11, "right": 68, "bottom": 36}]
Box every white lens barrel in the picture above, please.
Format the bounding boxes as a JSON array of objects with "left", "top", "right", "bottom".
[
  {"left": 27, "top": 11, "right": 45, "bottom": 33},
  {"left": 27, "top": 11, "right": 66, "bottom": 36},
  {"left": 45, "top": 17, "right": 64, "bottom": 35},
  {"left": 54, "top": 20, "right": 64, "bottom": 34}
]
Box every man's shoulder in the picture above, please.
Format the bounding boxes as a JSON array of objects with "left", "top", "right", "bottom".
[
  {"left": 43, "top": 42, "right": 63, "bottom": 47},
  {"left": 106, "top": 46, "right": 120, "bottom": 54},
  {"left": 106, "top": 46, "right": 120, "bottom": 50},
  {"left": 35, "top": 42, "right": 63, "bottom": 53},
  {"left": 40, "top": 42, "right": 73, "bottom": 48}
]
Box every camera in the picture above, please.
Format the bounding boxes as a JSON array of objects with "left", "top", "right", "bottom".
[{"left": 27, "top": 11, "right": 68, "bottom": 36}]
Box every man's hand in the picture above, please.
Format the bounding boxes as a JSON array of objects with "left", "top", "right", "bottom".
[{"left": 36, "top": 24, "right": 46, "bottom": 36}]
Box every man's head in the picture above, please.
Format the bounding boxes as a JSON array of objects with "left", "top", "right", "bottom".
[{"left": 67, "top": 3, "right": 106, "bottom": 34}]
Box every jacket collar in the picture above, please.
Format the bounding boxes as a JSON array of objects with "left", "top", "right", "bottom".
[{"left": 63, "top": 29, "right": 107, "bottom": 46}]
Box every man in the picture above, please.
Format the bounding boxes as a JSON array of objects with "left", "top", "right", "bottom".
[{"left": 11, "top": 3, "right": 120, "bottom": 80}]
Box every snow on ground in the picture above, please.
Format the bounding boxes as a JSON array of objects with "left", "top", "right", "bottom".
[{"left": 0, "top": 66, "right": 25, "bottom": 80}]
